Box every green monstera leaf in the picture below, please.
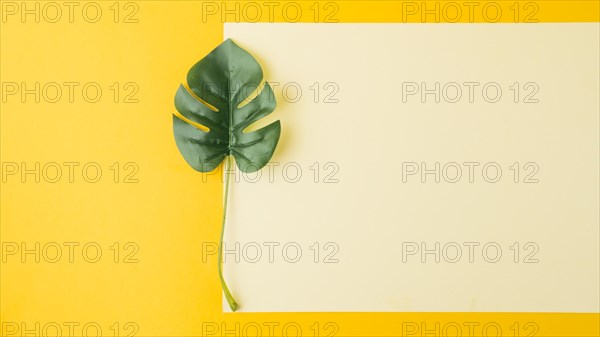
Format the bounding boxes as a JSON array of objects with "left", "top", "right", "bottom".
[
  {"left": 173, "top": 39, "right": 281, "bottom": 312},
  {"left": 173, "top": 38, "right": 281, "bottom": 173}
]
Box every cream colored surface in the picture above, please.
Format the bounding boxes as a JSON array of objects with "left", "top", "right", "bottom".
[{"left": 223, "top": 23, "right": 599, "bottom": 312}]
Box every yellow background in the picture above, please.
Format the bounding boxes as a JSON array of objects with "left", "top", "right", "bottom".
[{"left": 1, "top": 1, "right": 598, "bottom": 336}]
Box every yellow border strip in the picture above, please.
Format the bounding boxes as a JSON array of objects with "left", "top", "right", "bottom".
[
  {"left": 204, "top": 312, "right": 600, "bottom": 336},
  {"left": 200, "top": 1, "right": 600, "bottom": 24}
]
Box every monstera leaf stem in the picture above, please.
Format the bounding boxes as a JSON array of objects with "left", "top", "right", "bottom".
[{"left": 218, "top": 155, "right": 238, "bottom": 312}]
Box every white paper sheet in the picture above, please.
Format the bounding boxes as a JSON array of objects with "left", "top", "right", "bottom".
[{"left": 222, "top": 23, "right": 599, "bottom": 312}]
